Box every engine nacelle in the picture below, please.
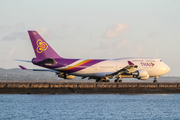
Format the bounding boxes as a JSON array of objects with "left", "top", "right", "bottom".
[
  {"left": 132, "top": 69, "right": 149, "bottom": 80},
  {"left": 58, "top": 73, "right": 75, "bottom": 79}
]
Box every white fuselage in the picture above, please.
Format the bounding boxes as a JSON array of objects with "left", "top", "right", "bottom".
[{"left": 56, "top": 57, "right": 170, "bottom": 79}]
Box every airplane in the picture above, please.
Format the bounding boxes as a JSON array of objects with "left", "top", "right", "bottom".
[{"left": 17, "top": 31, "right": 170, "bottom": 83}]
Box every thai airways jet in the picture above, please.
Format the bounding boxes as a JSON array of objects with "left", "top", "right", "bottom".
[{"left": 18, "top": 31, "right": 170, "bottom": 82}]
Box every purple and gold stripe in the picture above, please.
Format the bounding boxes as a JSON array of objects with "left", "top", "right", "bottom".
[
  {"left": 62, "top": 59, "right": 104, "bottom": 73},
  {"left": 64, "top": 59, "right": 93, "bottom": 70}
]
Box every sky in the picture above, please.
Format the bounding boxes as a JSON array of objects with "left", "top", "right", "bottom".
[{"left": 0, "top": 0, "right": 180, "bottom": 76}]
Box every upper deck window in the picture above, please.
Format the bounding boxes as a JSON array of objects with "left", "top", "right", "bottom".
[
  {"left": 146, "top": 60, "right": 156, "bottom": 62},
  {"left": 132, "top": 60, "right": 143, "bottom": 62}
]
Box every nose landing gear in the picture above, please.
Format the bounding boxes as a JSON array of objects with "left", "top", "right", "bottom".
[{"left": 153, "top": 76, "right": 158, "bottom": 83}]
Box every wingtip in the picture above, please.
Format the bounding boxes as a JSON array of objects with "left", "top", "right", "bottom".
[
  {"left": 19, "top": 65, "right": 27, "bottom": 70},
  {"left": 128, "top": 61, "right": 134, "bottom": 65}
]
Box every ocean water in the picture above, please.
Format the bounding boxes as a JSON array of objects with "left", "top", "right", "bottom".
[{"left": 0, "top": 94, "right": 180, "bottom": 120}]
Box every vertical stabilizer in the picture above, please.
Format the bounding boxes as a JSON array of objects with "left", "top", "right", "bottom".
[{"left": 28, "top": 31, "right": 61, "bottom": 58}]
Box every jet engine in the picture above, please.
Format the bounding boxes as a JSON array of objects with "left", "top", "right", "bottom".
[
  {"left": 132, "top": 69, "right": 149, "bottom": 80},
  {"left": 58, "top": 73, "right": 75, "bottom": 79}
]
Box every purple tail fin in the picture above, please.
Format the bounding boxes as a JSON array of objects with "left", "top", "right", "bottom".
[{"left": 28, "top": 31, "right": 61, "bottom": 58}]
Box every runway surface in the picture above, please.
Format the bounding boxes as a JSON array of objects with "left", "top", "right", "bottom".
[{"left": 1, "top": 81, "right": 180, "bottom": 94}]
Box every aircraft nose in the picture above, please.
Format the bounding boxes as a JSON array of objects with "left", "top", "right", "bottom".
[
  {"left": 161, "top": 62, "right": 170, "bottom": 74},
  {"left": 164, "top": 64, "right": 170, "bottom": 73},
  {"left": 166, "top": 65, "right": 170, "bottom": 72}
]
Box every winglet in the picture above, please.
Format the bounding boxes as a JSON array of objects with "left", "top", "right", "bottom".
[
  {"left": 128, "top": 61, "right": 134, "bottom": 65},
  {"left": 19, "top": 65, "right": 27, "bottom": 70}
]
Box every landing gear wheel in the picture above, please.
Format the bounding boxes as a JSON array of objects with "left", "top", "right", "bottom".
[
  {"left": 153, "top": 76, "right": 158, "bottom": 83},
  {"left": 153, "top": 80, "right": 158, "bottom": 83},
  {"left": 102, "top": 80, "right": 110, "bottom": 82},
  {"left": 115, "top": 79, "right": 119, "bottom": 82},
  {"left": 106, "top": 80, "right": 110, "bottom": 82},
  {"left": 96, "top": 80, "right": 99, "bottom": 82},
  {"left": 115, "top": 79, "right": 122, "bottom": 82},
  {"left": 96, "top": 78, "right": 108, "bottom": 82},
  {"left": 96, "top": 79, "right": 102, "bottom": 82}
]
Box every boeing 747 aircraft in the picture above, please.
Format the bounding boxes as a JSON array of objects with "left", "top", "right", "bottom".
[{"left": 18, "top": 31, "right": 170, "bottom": 82}]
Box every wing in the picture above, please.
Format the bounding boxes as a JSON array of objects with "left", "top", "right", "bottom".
[
  {"left": 107, "top": 61, "right": 138, "bottom": 77},
  {"left": 19, "top": 65, "right": 60, "bottom": 73}
]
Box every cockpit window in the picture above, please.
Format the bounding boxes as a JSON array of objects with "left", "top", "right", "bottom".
[{"left": 160, "top": 60, "right": 162, "bottom": 62}]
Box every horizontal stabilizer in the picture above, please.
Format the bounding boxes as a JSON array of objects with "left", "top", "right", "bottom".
[
  {"left": 14, "top": 59, "right": 32, "bottom": 63},
  {"left": 19, "top": 65, "right": 27, "bottom": 70}
]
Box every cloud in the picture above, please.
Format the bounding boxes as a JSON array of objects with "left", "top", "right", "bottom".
[
  {"left": 0, "top": 23, "right": 27, "bottom": 41},
  {"left": 153, "top": 51, "right": 160, "bottom": 58},
  {"left": 55, "top": 22, "right": 70, "bottom": 39},
  {"left": 56, "top": 23, "right": 69, "bottom": 29},
  {"left": 113, "top": 39, "right": 127, "bottom": 49},
  {"left": 5, "top": 47, "right": 16, "bottom": 59},
  {"left": 133, "top": 44, "right": 143, "bottom": 57},
  {"left": 1, "top": 31, "right": 27, "bottom": 41},
  {"left": 95, "top": 39, "right": 128, "bottom": 59},
  {"left": 35, "top": 27, "right": 53, "bottom": 39},
  {"left": 36, "top": 27, "right": 48, "bottom": 36},
  {"left": 15, "top": 23, "right": 26, "bottom": 31},
  {"left": 103, "top": 24, "right": 129, "bottom": 39},
  {"left": 0, "top": 23, "right": 25, "bottom": 34},
  {"left": 148, "top": 32, "right": 159, "bottom": 38},
  {"left": 0, "top": 25, "right": 12, "bottom": 33},
  {"left": 99, "top": 39, "right": 128, "bottom": 49}
]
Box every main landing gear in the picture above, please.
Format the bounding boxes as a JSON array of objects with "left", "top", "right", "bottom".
[
  {"left": 96, "top": 77, "right": 110, "bottom": 82},
  {"left": 114, "top": 78, "right": 122, "bottom": 83},
  {"left": 114, "top": 75, "right": 122, "bottom": 83},
  {"left": 153, "top": 76, "right": 158, "bottom": 83}
]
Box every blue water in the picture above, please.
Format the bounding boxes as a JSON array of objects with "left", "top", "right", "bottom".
[{"left": 0, "top": 94, "right": 180, "bottom": 120}]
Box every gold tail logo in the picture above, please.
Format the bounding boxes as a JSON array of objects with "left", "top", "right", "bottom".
[{"left": 36, "top": 39, "right": 48, "bottom": 53}]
